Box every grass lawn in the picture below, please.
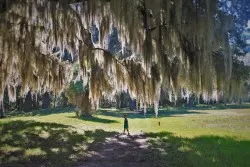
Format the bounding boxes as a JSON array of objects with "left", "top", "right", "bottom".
[{"left": 0, "top": 104, "right": 250, "bottom": 166}]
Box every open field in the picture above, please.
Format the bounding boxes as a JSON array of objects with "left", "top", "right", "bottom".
[{"left": 0, "top": 104, "right": 250, "bottom": 166}]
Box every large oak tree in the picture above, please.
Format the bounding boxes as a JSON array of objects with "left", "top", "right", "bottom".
[{"left": 0, "top": 0, "right": 240, "bottom": 117}]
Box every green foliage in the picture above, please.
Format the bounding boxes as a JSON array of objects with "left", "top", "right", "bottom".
[
  {"left": 68, "top": 80, "right": 86, "bottom": 95},
  {"left": 232, "top": 57, "right": 250, "bottom": 81},
  {"left": 73, "top": 63, "right": 80, "bottom": 76},
  {"left": 220, "top": 0, "right": 250, "bottom": 54}
]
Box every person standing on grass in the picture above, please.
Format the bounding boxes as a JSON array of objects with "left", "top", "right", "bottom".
[{"left": 123, "top": 114, "right": 130, "bottom": 135}]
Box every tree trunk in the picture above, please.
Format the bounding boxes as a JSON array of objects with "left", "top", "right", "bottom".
[
  {"left": 23, "top": 91, "right": 33, "bottom": 112},
  {"left": 129, "top": 99, "right": 136, "bottom": 111},
  {"left": 32, "top": 94, "right": 38, "bottom": 110},
  {"left": 36, "top": 94, "right": 40, "bottom": 109},
  {"left": 54, "top": 93, "right": 56, "bottom": 108},
  {"left": 136, "top": 100, "right": 139, "bottom": 112},
  {"left": 77, "top": 93, "right": 92, "bottom": 117},
  {"left": 115, "top": 94, "right": 121, "bottom": 109},
  {"left": 42, "top": 92, "right": 50, "bottom": 109},
  {"left": 0, "top": 101, "right": 5, "bottom": 118}
]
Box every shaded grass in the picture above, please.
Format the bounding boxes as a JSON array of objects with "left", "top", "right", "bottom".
[
  {"left": 96, "top": 108, "right": 205, "bottom": 119},
  {"left": 5, "top": 107, "right": 75, "bottom": 117},
  {"left": 68, "top": 116, "right": 119, "bottom": 124},
  {"left": 184, "top": 103, "right": 250, "bottom": 110},
  {"left": 146, "top": 132, "right": 250, "bottom": 167},
  {"left": 0, "top": 120, "right": 117, "bottom": 167}
]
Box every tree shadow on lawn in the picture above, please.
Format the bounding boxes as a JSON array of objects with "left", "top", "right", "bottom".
[
  {"left": 145, "top": 131, "right": 250, "bottom": 167},
  {"left": 96, "top": 109, "right": 205, "bottom": 119},
  {"left": 1, "top": 120, "right": 249, "bottom": 167},
  {"left": 187, "top": 103, "right": 250, "bottom": 111},
  {"left": 0, "top": 120, "right": 118, "bottom": 167},
  {"left": 97, "top": 103, "right": 250, "bottom": 119},
  {"left": 6, "top": 107, "right": 76, "bottom": 118},
  {"left": 68, "top": 116, "right": 119, "bottom": 124}
]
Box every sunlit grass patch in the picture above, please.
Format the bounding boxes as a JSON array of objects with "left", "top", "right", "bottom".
[
  {"left": 0, "top": 145, "right": 23, "bottom": 154},
  {"left": 25, "top": 148, "right": 46, "bottom": 156},
  {"left": 178, "top": 145, "right": 192, "bottom": 152}
]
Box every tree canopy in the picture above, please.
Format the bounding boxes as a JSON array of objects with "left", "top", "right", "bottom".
[{"left": 0, "top": 0, "right": 247, "bottom": 116}]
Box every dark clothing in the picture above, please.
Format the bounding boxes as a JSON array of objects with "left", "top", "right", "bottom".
[{"left": 124, "top": 118, "right": 128, "bottom": 129}]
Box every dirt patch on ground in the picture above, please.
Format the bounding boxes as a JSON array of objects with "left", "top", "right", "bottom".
[{"left": 78, "top": 134, "right": 157, "bottom": 167}]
